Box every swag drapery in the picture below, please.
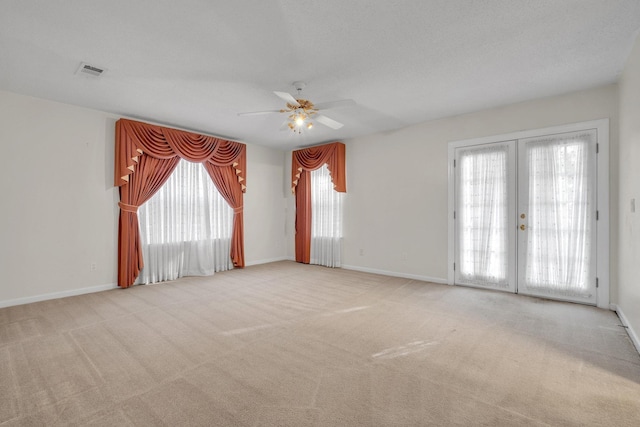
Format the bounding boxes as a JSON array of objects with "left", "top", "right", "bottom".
[
  {"left": 115, "top": 119, "right": 246, "bottom": 288},
  {"left": 291, "top": 142, "right": 346, "bottom": 263}
]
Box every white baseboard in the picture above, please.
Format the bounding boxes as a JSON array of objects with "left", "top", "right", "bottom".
[
  {"left": 0, "top": 283, "right": 119, "bottom": 309},
  {"left": 0, "top": 258, "right": 296, "bottom": 308},
  {"left": 612, "top": 304, "right": 640, "bottom": 356},
  {"left": 245, "top": 256, "right": 291, "bottom": 267},
  {"left": 341, "top": 264, "right": 447, "bottom": 285}
]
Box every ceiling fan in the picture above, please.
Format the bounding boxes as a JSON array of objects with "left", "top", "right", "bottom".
[{"left": 238, "top": 82, "right": 355, "bottom": 133}]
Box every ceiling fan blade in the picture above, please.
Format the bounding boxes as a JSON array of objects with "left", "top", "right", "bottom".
[
  {"left": 315, "top": 114, "right": 344, "bottom": 130},
  {"left": 237, "top": 110, "right": 281, "bottom": 116},
  {"left": 314, "top": 99, "right": 356, "bottom": 111},
  {"left": 274, "top": 91, "right": 300, "bottom": 107}
]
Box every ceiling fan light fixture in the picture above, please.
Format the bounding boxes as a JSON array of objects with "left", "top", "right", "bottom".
[
  {"left": 295, "top": 113, "right": 306, "bottom": 126},
  {"left": 288, "top": 108, "right": 313, "bottom": 133},
  {"left": 240, "top": 81, "right": 349, "bottom": 134}
]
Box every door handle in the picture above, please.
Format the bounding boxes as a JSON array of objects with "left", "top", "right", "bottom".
[{"left": 520, "top": 224, "right": 526, "bottom": 231}]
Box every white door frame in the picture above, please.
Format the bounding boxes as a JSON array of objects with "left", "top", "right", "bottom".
[{"left": 447, "top": 119, "right": 610, "bottom": 309}]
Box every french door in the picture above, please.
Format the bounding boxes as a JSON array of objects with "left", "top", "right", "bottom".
[{"left": 453, "top": 126, "right": 600, "bottom": 305}]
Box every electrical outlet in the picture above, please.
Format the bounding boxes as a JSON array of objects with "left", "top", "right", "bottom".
[
  {"left": 90, "top": 263, "right": 97, "bottom": 271},
  {"left": 359, "top": 248, "right": 364, "bottom": 256}
]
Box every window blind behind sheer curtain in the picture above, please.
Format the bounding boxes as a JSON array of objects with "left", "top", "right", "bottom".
[
  {"left": 310, "top": 164, "right": 344, "bottom": 267},
  {"left": 137, "top": 159, "right": 233, "bottom": 284}
]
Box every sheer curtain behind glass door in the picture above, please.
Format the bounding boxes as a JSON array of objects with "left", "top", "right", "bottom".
[
  {"left": 137, "top": 159, "right": 233, "bottom": 284},
  {"left": 310, "top": 164, "right": 344, "bottom": 267},
  {"left": 457, "top": 144, "right": 510, "bottom": 288}
]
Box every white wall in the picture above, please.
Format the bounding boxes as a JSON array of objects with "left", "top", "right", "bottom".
[
  {"left": 244, "top": 144, "right": 288, "bottom": 265},
  {"left": 0, "top": 90, "right": 119, "bottom": 305},
  {"left": 617, "top": 31, "right": 640, "bottom": 347},
  {"left": 339, "top": 85, "right": 619, "bottom": 293},
  {"left": 0, "top": 90, "right": 287, "bottom": 306}
]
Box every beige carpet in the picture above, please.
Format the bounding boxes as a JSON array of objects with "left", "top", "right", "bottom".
[{"left": 1, "top": 261, "right": 639, "bottom": 426}]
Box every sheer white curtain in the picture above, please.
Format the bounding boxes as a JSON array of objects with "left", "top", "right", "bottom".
[
  {"left": 523, "top": 132, "right": 595, "bottom": 297},
  {"left": 458, "top": 145, "right": 509, "bottom": 287},
  {"left": 136, "top": 159, "right": 233, "bottom": 284},
  {"left": 310, "top": 163, "right": 344, "bottom": 267}
]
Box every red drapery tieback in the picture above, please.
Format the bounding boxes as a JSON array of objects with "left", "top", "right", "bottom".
[
  {"left": 291, "top": 142, "right": 346, "bottom": 264},
  {"left": 115, "top": 119, "right": 246, "bottom": 288},
  {"left": 117, "top": 202, "right": 138, "bottom": 213}
]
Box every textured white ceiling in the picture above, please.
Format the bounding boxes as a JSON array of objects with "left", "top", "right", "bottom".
[{"left": 1, "top": 0, "right": 639, "bottom": 150}]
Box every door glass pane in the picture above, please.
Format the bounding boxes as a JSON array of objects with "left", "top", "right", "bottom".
[
  {"left": 520, "top": 131, "right": 596, "bottom": 300},
  {"left": 457, "top": 144, "right": 510, "bottom": 288}
]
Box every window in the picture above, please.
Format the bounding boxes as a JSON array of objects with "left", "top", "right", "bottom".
[
  {"left": 137, "top": 159, "right": 233, "bottom": 284},
  {"left": 310, "top": 164, "right": 344, "bottom": 267}
]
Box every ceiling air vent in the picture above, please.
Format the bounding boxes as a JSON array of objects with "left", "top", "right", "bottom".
[{"left": 76, "top": 62, "right": 106, "bottom": 77}]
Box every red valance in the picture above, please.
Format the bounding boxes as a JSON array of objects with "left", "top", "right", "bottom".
[
  {"left": 291, "top": 142, "right": 346, "bottom": 194},
  {"left": 291, "top": 142, "right": 346, "bottom": 263},
  {"left": 116, "top": 119, "right": 246, "bottom": 191},
  {"left": 115, "top": 119, "right": 246, "bottom": 288}
]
